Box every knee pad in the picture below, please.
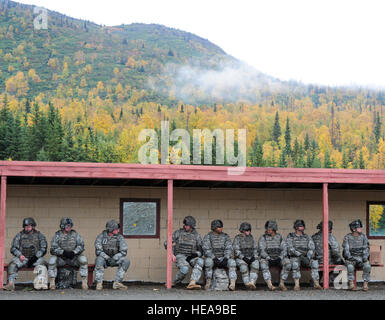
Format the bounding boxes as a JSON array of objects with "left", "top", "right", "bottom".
[
  {"left": 48, "top": 256, "right": 57, "bottom": 266},
  {"left": 239, "top": 264, "right": 248, "bottom": 274},
  {"left": 195, "top": 258, "right": 204, "bottom": 268},
  {"left": 78, "top": 255, "right": 88, "bottom": 265},
  {"left": 251, "top": 260, "right": 259, "bottom": 270},
  {"left": 363, "top": 262, "right": 371, "bottom": 273},
  {"left": 180, "top": 265, "right": 190, "bottom": 275},
  {"left": 8, "top": 262, "right": 17, "bottom": 274},
  {"left": 292, "top": 261, "right": 299, "bottom": 270},
  {"left": 311, "top": 260, "right": 319, "bottom": 269},
  {"left": 347, "top": 264, "right": 355, "bottom": 273},
  {"left": 123, "top": 258, "right": 131, "bottom": 269},
  {"left": 95, "top": 256, "right": 105, "bottom": 267},
  {"left": 228, "top": 259, "right": 236, "bottom": 268},
  {"left": 205, "top": 258, "right": 213, "bottom": 268}
]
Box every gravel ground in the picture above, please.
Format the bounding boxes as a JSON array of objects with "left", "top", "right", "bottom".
[{"left": 1, "top": 282, "right": 385, "bottom": 300}]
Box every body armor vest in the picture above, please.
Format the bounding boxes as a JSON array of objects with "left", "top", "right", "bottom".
[
  {"left": 238, "top": 234, "right": 255, "bottom": 258},
  {"left": 102, "top": 233, "right": 120, "bottom": 257},
  {"left": 175, "top": 229, "right": 197, "bottom": 255},
  {"left": 291, "top": 233, "right": 309, "bottom": 255},
  {"left": 264, "top": 234, "right": 282, "bottom": 258},
  {"left": 347, "top": 234, "right": 366, "bottom": 256},
  {"left": 20, "top": 231, "right": 40, "bottom": 258},
  {"left": 313, "top": 232, "right": 333, "bottom": 260},
  {"left": 210, "top": 233, "right": 227, "bottom": 258},
  {"left": 58, "top": 231, "right": 77, "bottom": 251}
]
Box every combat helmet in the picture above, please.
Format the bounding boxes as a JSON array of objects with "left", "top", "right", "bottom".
[
  {"left": 293, "top": 219, "right": 305, "bottom": 229},
  {"left": 183, "top": 216, "right": 196, "bottom": 228},
  {"left": 349, "top": 219, "right": 363, "bottom": 232},
  {"left": 239, "top": 222, "right": 252, "bottom": 232},
  {"left": 265, "top": 220, "right": 278, "bottom": 231},
  {"left": 22, "top": 217, "right": 36, "bottom": 228},
  {"left": 106, "top": 219, "right": 120, "bottom": 233},
  {"left": 317, "top": 220, "right": 333, "bottom": 231},
  {"left": 60, "top": 217, "right": 73, "bottom": 230},
  {"left": 211, "top": 219, "right": 223, "bottom": 231}
]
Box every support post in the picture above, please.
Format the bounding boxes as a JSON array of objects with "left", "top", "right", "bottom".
[
  {"left": 322, "top": 183, "right": 329, "bottom": 289},
  {"left": 166, "top": 179, "right": 174, "bottom": 289},
  {"left": 0, "top": 176, "right": 7, "bottom": 289}
]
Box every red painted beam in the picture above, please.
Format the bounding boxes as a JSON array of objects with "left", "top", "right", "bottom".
[
  {"left": 166, "top": 179, "right": 174, "bottom": 289},
  {"left": 322, "top": 183, "right": 329, "bottom": 289},
  {"left": 1, "top": 161, "right": 385, "bottom": 185},
  {"left": 0, "top": 176, "right": 7, "bottom": 289}
]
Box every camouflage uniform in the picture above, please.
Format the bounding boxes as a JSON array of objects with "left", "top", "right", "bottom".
[
  {"left": 287, "top": 231, "right": 319, "bottom": 281},
  {"left": 7, "top": 228, "right": 47, "bottom": 282},
  {"left": 171, "top": 228, "right": 204, "bottom": 283},
  {"left": 48, "top": 229, "right": 88, "bottom": 279},
  {"left": 342, "top": 231, "right": 371, "bottom": 282},
  {"left": 312, "top": 224, "right": 343, "bottom": 265},
  {"left": 258, "top": 233, "right": 291, "bottom": 282},
  {"left": 94, "top": 230, "right": 130, "bottom": 283},
  {"left": 203, "top": 231, "right": 237, "bottom": 282},
  {"left": 233, "top": 232, "right": 259, "bottom": 285}
]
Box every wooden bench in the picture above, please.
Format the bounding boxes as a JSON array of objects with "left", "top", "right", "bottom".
[
  {"left": 270, "top": 263, "right": 384, "bottom": 286},
  {"left": 3, "top": 264, "right": 96, "bottom": 286}
]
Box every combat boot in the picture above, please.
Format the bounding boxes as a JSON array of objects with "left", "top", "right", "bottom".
[
  {"left": 363, "top": 281, "right": 369, "bottom": 291},
  {"left": 266, "top": 280, "right": 276, "bottom": 291},
  {"left": 204, "top": 278, "right": 211, "bottom": 290},
  {"left": 313, "top": 280, "right": 322, "bottom": 290},
  {"left": 279, "top": 279, "right": 288, "bottom": 291},
  {"left": 3, "top": 281, "right": 15, "bottom": 291},
  {"left": 81, "top": 277, "right": 88, "bottom": 290},
  {"left": 186, "top": 280, "right": 201, "bottom": 290},
  {"left": 112, "top": 281, "right": 128, "bottom": 290},
  {"left": 229, "top": 279, "right": 236, "bottom": 291},
  {"left": 96, "top": 282, "right": 103, "bottom": 291},
  {"left": 245, "top": 282, "right": 256, "bottom": 290},
  {"left": 349, "top": 280, "right": 357, "bottom": 291},
  {"left": 293, "top": 279, "right": 300, "bottom": 291},
  {"left": 49, "top": 278, "right": 56, "bottom": 290}
]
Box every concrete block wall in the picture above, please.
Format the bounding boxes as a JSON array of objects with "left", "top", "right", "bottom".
[{"left": 2, "top": 185, "right": 385, "bottom": 284}]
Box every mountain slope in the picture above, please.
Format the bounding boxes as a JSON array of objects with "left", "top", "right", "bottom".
[{"left": 0, "top": 0, "right": 284, "bottom": 105}]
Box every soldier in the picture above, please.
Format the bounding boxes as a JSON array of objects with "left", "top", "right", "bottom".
[
  {"left": 48, "top": 217, "right": 88, "bottom": 290},
  {"left": 312, "top": 221, "right": 344, "bottom": 265},
  {"left": 164, "top": 216, "right": 204, "bottom": 289},
  {"left": 342, "top": 219, "right": 371, "bottom": 291},
  {"left": 3, "top": 218, "right": 48, "bottom": 291},
  {"left": 94, "top": 219, "right": 130, "bottom": 290},
  {"left": 286, "top": 219, "right": 322, "bottom": 290},
  {"left": 202, "top": 220, "right": 237, "bottom": 291},
  {"left": 258, "top": 220, "right": 291, "bottom": 291},
  {"left": 232, "top": 222, "right": 259, "bottom": 290}
]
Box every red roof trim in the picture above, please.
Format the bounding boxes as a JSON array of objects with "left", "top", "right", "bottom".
[{"left": 0, "top": 161, "right": 385, "bottom": 184}]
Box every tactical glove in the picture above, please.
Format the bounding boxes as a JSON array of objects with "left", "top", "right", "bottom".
[
  {"left": 220, "top": 258, "right": 228, "bottom": 267},
  {"left": 213, "top": 257, "right": 221, "bottom": 267},
  {"left": 27, "top": 255, "right": 38, "bottom": 267},
  {"left": 243, "top": 257, "right": 250, "bottom": 265},
  {"left": 186, "top": 253, "right": 198, "bottom": 263},
  {"left": 249, "top": 256, "right": 256, "bottom": 263},
  {"left": 107, "top": 258, "right": 118, "bottom": 267},
  {"left": 63, "top": 250, "right": 75, "bottom": 259}
]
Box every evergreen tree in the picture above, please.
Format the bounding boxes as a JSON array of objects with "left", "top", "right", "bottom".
[
  {"left": 374, "top": 111, "right": 381, "bottom": 144},
  {"left": 284, "top": 117, "right": 292, "bottom": 157},
  {"left": 273, "top": 111, "right": 281, "bottom": 144},
  {"left": 249, "top": 134, "right": 264, "bottom": 167},
  {"left": 323, "top": 149, "right": 332, "bottom": 168}
]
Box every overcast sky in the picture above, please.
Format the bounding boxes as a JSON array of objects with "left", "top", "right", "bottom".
[{"left": 16, "top": 0, "right": 385, "bottom": 88}]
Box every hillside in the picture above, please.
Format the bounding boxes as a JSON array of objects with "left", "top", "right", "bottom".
[
  {"left": 0, "top": 0, "right": 384, "bottom": 170},
  {"left": 0, "top": 0, "right": 283, "bottom": 105}
]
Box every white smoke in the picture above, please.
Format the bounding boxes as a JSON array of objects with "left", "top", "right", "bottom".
[{"left": 148, "top": 60, "right": 287, "bottom": 104}]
